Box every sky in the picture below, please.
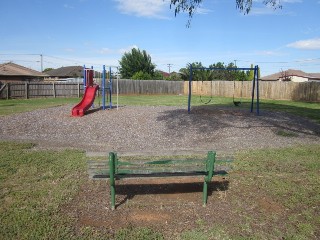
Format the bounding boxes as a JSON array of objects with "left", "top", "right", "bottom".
[{"left": 0, "top": 0, "right": 320, "bottom": 76}]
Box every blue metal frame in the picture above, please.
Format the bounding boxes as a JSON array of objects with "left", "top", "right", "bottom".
[
  {"left": 187, "top": 65, "right": 260, "bottom": 115},
  {"left": 102, "top": 65, "right": 106, "bottom": 110},
  {"left": 102, "top": 65, "right": 113, "bottom": 110},
  {"left": 109, "top": 66, "right": 113, "bottom": 109},
  {"left": 83, "top": 65, "right": 86, "bottom": 93}
]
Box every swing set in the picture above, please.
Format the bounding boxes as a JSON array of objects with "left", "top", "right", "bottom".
[{"left": 187, "top": 65, "right": 260, "bottom": 115}]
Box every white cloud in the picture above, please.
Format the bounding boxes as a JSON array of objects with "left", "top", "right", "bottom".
[
  {"left": 253, "top": 0, "right": 302, "bottom": 3},
  {"left": 250, "top": 0, "right": 302, "bottom": 15},
  {"left": 114, "top": 0, "right": 170, "bottom": 19},
  {"left": 282, "top": 0, "right": 302, "bottom": 2},
  {"left": 94, "top": 45, "right": 139, "bottom": 55},
  {"left": 119, "top": 45, "right": 139, "bottom": 54},
  {"left": 195, "top": 7, "right": 213, "bottom": 15},
  {"left": 249, "top": 7, "right": 278, "bottom": 15},
  {"left": 254, "top": 50, "right": 283, "bottom": 56},
  {"left": 287, "top": 38, "right": 320, "bottom": 50},
  {"left": 99, "top": 48, "right": 114, "bottom": 54}
]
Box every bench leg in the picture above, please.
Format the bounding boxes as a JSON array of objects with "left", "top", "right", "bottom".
[
  {"left": 109, "top": 152, "right": 116, "bottom": 210},
  {"left": 110, "top": 181, "right": 116, "bottom": 210},
  {"left": 203, "top": 181, "right": 208, "bottom": 207},
  {"left": 203, "top": 151, "right": 216, "bottom": 207}
]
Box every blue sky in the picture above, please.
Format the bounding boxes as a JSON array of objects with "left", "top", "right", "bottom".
[{"left": 1, "top": 0, "right": 320, "bottom": 76}]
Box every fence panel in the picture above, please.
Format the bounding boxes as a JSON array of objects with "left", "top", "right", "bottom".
[
  {"left": 184, "top": 81, "right": 319, "bottom": 102},
  {"left": 0, "top": 80, "right": 319, "bottom": 102},
  {"left": 111, "top": 79, "right": 183, "bottom": 95},
  {"left": 28, "top": 83, "right": 53, "bottom": 98}
]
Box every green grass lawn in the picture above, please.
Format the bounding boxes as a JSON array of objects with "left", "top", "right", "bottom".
[
  {"left": 1, "top": 95, "right": 319, "bottom": 123},
  {"left": 0, "top": 98, "right": 80, "bottom": 116},
  {"left": 0, "top": 142, "right": 319, "bottom": 239}
]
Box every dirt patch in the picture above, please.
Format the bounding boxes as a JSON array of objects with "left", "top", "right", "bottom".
[
  {"left": 258, "top": 196, "right": 286, "bottom": 214},
  {"left": 63, "top": 176, "right": 233, "bottom": 236}
]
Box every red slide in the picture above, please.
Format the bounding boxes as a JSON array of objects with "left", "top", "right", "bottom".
[{"left": 72, "top": 85, "right": 99, "bottom": 117}]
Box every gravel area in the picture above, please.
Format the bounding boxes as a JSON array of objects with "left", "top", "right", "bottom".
[{"left": 0, "top": 105, "right": 319, "bottom": 154}]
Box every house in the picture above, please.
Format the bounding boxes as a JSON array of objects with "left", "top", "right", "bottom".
[
  {"left": 157, "top": 70, "right": 182, "bottom": 80},
  {"left": 261, "top": 69, "right": 320, "bottom": 82},
  {"left": 0, "top": 62, "right": 47, "bottom": 83},
  {"left": 158, "top": 70, "right": 170, "bottom": 78},
  {"left": 44, "top": 66, "right": 83, "bottom": 82}
]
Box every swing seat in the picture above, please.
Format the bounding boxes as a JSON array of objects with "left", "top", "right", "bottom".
[{"left": 233, "top": 101, "right": 241, "bottom": 107}]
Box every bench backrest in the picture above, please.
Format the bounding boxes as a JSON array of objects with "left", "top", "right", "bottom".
[{"left": 88, "top": 151, "right": 232, "bottom": 179}]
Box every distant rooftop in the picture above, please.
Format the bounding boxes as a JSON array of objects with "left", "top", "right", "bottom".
[
  {"left": 45, "top": 66, "right": 83, "bottom": 78},
  {"left": 0, "top": 62, "right": 46, "bottom": 77},
  {"left": 261, "top": 69, "right": 320, "bottom": 81}
]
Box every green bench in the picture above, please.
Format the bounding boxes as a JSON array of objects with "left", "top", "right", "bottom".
[{"left": 87, "top": 151, "right": 231, "bottom": 210}]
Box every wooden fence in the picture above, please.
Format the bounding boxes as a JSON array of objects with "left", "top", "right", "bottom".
[
  {"left": 184, "top": 81, "right": 320, "bottom": 102},
  {"left": 0, "top": 80, "right": 184, "bottom": 99},
  {"left": 0, "top": 82, "right": 83, "bottom": 99},
  {"left": 0, "top": 80, "right": 319, "bottom": 102},
  {"left": 115, "top": 79, "right": 184, "bottom": 95}
]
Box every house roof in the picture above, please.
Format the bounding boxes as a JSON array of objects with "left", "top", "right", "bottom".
[
  {"left": 261, "top": 69, "right": 320, "bottom": 81},
  {"left": 309, "top": 73, "right": 320, "bottom": 79},
  {"left": 158, "top": 70, "right": 170, "bottom": 78},
  {"left": 45, "top": 66, "right": 83, "bottom": 77},
  {"left": 0, "top": 62, "right": 46, "bottom": 77}
]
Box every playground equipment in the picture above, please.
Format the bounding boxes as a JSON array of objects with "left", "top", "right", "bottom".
[
  {"left": 200, "top": 79, "right": 213, "bottom": 104},
  {"left": 101, "top": 65, "right": 119, "bottom": 111},
  {"left": 71, "top": 65, "right": 119, "bottom": 117},
  {"left": 187, "top": 65, "right": 260, "bottom": 115},
  {"left": 72, "top": 68, "right": 99, "bottom": 117},
  {"left": 233, "top": 78, "right": 244, "bottom": 107}
]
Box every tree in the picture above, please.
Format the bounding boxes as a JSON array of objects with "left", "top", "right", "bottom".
[
  {"left": 153, "top": 70, "right": 164, "bottom": 80},
  {"left": 180, "top": 62, "right": 251, "bottom": 81},
  {"left": 179, "top": 62, "right": 213, "bottom": 81},
  {"left": 280, "top": 69, "right": 292, "bottom": 81},
  {"left": 248, "top": 64, "right": 255, "bottom": 80},
  {"left": 132, "top": 71, "right": 152, "bottom": 80},
  {"left": 119, "top": 48, "right": 156, "bottom": 79},
  {"left": 170, "top": 0, "right": 282, "bottom": 26},
  {"left": 43, "top": 68, "right": 54, "bottom": 72}
]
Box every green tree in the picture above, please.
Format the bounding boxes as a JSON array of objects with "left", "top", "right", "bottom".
[
  {"left": 119, "top": 48, "right": 156, "bottom": 79},
  {"left": 180, "top": 62, "right": 213, "bottom": 81},
  {"left": 132, "top": 71, "right": 152, "bottom": 80},
  {"left": 248, "top": 64, "right": 255, "bottom": 80},
  {"left": 167, "top": 72, "right": 182, "bottom": 81},
  {"left": 153, "top": 70, "right": 164, "bottom": 80},
  {"left": 170, "top": 0, "right": 282, "bottom": 26},
  {"left": 43, "top": 68, "right": 54, "bottom": 72},
  {"left": 181, "top": 62, "right": 252, "bottom": 81}
]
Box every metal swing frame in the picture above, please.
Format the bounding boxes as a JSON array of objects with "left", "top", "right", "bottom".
[{"left": 187, "top": 65, "right": 260, "bottom": 115}]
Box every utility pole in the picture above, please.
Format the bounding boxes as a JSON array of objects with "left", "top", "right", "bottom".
[
  {"left": 167, "top": 63, "right": 173, "bottom": 74},
  {"left": 40, "top": 54, "right": 43, "bottom": 72}
]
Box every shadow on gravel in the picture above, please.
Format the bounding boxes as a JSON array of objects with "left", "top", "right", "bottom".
[{"left": 156, "top": 104, "right": 320, "bottom": 137}]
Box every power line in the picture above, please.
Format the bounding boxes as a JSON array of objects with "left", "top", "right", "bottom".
[{"left": 237, "top": 57, "right": 320, "bottom": 64}]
